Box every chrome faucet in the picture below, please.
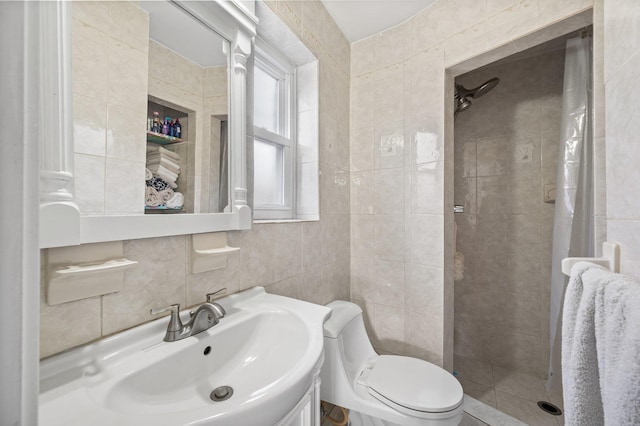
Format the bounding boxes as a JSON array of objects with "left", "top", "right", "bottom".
[
  {"left": 150, "top": 300, "right": 225, "bottom": 342},
  {"left": 206, "top": 288, "right": 227, "bottom": 318}
]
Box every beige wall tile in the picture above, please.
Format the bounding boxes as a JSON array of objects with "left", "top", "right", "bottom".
[
  {"left": 102, "top": 236, "right": 187, "bottom": 336},
  {"left": 74, "top": 154, "right": 105, "bottom": 214},
  {"left": 72, "top": 17, "right": 109, "bottom": 102},
  {"left": 374, "top": 168, "right": 404, "bottom": 214},
  {"left": 371, "top": 304, "right": 405, "bottom": 354},
  {"left": 405, "top": 311, "right": 443, "bottom": 364},
  {"left": 73, "top": 93, "right": 107, "bottom": 157},
  {"left": 104, "top": 158, "right": 145, "bottom": 214},
  {"left": 107, "top": 39, "right": 148, "bottom": 112},
  {"left": 186, "top": 252, "right": 240, "bottom": 307},
  {"left": 105, "top": 104, "right": 147, "bottom": 162},
  {"left": 40, "top": 258, "right": 102, "bottom": 358},
  {"left": 410, "top": 214, "right": 444, "bottom": 267}
]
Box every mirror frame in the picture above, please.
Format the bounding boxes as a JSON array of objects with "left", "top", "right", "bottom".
[{"left": 39, "top": 0, "right": 256, "bottom": 248}]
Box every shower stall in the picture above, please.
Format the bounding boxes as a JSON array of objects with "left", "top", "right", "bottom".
[{"left": 452, "top": 31, "right": 593, "bottom": 423}]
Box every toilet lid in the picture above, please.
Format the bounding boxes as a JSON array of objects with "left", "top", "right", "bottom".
[{"left": 365, "top": 356, "right": 464, "bottom": 414}]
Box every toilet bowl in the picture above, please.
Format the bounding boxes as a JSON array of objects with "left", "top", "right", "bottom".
[{"left": 320, "top": 301, "right": 464, "bottom": 426}]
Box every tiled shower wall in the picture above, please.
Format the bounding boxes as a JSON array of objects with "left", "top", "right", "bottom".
[
  {"left": 349, "top": 0, "right": 593, "bottom": 369},
  {"left": 453, "top": 48, "right": 565, "bottom": 378},
  {"left": 40, "top": 0, "right": 351, "bottom": 358}
]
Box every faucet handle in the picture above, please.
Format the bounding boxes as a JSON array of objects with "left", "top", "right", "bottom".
[
  {"left": 206, "top": 288, "right": 227, "bottom": 302},
  {"left": 150, "top": 304, "right": 183, "bottom": 332}
]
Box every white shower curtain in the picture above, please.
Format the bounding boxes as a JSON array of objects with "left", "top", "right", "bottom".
[{"left": 546, "top": 35, "right": 594, "bottom": 394}]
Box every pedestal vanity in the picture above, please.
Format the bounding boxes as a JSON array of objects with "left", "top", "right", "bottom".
[{"left": 40, "top": 288, "right": 331, "bottom": 426}]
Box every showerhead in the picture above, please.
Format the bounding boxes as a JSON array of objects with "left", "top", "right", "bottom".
[
  {"left": 454, "top": 97, "right": 472, "bottom": 118},
  {"left": 454, "top": 77, "right": 500, "bottom": 117},
  {"left": 457, "top": 97, "right": 472, "bottom": 112},
  {"left": 455, "top": 77, "right": 500, "bottom": 99},
  {"left": 472, "top": 77, "right": 500, "bottom": 98}
]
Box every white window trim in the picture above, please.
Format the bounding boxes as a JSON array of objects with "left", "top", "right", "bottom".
[{"left": 253, "top": 39, "right": 297, "bottom": 220}]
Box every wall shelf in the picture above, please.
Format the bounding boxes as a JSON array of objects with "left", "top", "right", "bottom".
[
  {"left": 146, "top": 131, "right": 184, "bottom": 145},
  {"left": 190, "top": 232, "right": 239, "bottom": 274},
  {"left": 46, "top": 241, "right": 138, "bottom": 305}
]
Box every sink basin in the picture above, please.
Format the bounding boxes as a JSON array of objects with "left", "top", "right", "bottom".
[{"left": 40, "top": 287, "right": 331, "bottom": 426}]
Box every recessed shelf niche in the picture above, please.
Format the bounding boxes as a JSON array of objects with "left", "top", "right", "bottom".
[{"left": 145, "top": 97, "right": 195, "bottom": 214}]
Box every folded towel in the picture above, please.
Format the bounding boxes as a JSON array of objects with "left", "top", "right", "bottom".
[
  {"left": 152, "top": 165, "right": 178, "bottom": 183},
  {"left": 146, "top": 145, "right": 180, "bottom": 161},
  {"left": 145, "top": 186, "right": 161, "bottom": 207},
  {"left": 165, "top": 191, "right": 184, "bottom": 209},
  {"left": 562, "top": 262, "right": 640, "bottom": 425},
  {"left": 147, "top": 158, "right": 180, "bottom": 175},
  {"left": 145, "top": 168, "right": 153, "bottom": 180},
  {"left": 147, "top": 152, "right": 180, "bottom": 167},
  {"left": 158, "top": 188, "right": 174, "bottom": 204}
]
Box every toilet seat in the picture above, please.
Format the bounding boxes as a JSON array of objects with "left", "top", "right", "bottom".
[{"left": 362, "top": 356, "right": 464, "bottom": 417}]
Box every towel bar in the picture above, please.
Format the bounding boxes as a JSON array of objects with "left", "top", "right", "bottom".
[{"left": 561, "top": 242, "right": 620, "bottom": 276}]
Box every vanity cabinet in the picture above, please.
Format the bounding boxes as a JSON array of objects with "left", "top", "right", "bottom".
[{"left": 279, "top": 375, "right": 322, "bottom": 426}]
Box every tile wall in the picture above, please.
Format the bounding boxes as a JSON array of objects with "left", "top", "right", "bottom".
[
  {"left": 604, "top": 0, "right": 640, "bottom": 278},
  {"left": 453, "top": 48, "right": 565, "bottom": 378},
  {"left": 350, "top": 0, "right": 594, "bottom": 369},
  {"left": 40, "top": 0, "right": 351, "bottom": 358},
  {"left": 72, "top": 1, "right": 149, "bottom": 215}
]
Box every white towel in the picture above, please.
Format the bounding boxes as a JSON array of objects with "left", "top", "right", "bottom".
[
  {"left": 158, "top": 146, "right": 180, "bottom": 161},
  {"left": 594, "top": 271, "right": 640, "bottom": 425},
  {"left": 158, "top": 188, "right": 174, "bottom": 204},
  {"left": 145, "top": 186, "right": 161, "bottom": 207},
  {"left": 562, "top": 262, "right": 606, "bottom": 425},
  {"left": 145, "top": 168, "right": 153, "bottom": 181},
  {"left": 165, "top": 192, "right": 183, "bottom": 209},
  {"left": 147, "top": 157, "right": 180, "bottom": 175},
  {"left": 146, "top": 151, "right": 180, "bottom": 165},
  {"left": 563, "top": 262, "right": 640, "bottom": 425},
  {"left": 152, "top": 166, "right": 178, "bottom": 184},
  {"left": 146, "top": 145, "right": 180, "bottom": 161}
]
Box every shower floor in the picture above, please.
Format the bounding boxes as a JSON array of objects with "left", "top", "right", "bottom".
[{"left": 454, "top": 355, "right": 565, "bottom": 425}]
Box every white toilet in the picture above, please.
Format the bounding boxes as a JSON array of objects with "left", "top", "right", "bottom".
[{"left": 320, "top": 301, "right": 464, "bottom": 426}]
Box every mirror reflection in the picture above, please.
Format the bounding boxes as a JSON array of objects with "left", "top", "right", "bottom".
[{"left": 72, "top": 1, "right": 229, "bottom": 216}]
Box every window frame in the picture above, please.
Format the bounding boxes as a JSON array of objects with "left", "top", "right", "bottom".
[{"left": 253, "top": 39, "right": 297, "bottom": 220}]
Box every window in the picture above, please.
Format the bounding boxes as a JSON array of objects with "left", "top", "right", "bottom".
[
  {"left": 252, "top": 3, "right": 319, "bottom": 222},
  {"left": 253, "top": 41, "right": 296, "bottom": 219}
]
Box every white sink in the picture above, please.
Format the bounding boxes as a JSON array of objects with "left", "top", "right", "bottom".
[{"left": 40, "top": 287, "right": 331, "bottom": 426}]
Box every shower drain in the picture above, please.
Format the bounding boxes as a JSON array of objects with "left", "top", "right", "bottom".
[{"left": 537, "top": 401, "right": 562, "bottom": 416}]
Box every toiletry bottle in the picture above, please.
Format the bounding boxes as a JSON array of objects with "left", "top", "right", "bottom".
[
  {"left": 174, "top": 118, "right": 182, "bottom": 139},
  {"left": 162, "top": 117, "right": 170, "bottom": 135},
  {"left": 169, "top": 119, "right": 175, "bottom": 137},
  {"left": 152, "top": 111, "right": 161, "bottom": 133}
]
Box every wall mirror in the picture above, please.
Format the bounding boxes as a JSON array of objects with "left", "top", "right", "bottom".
[
  {"left": 40, "top": 0, "right": 256, "bottom": 248},
  {"left": 141, "top": 1, "right": 230, "bottom": 215}
]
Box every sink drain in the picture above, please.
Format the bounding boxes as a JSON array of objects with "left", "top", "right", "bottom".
[
  {"left": 210, "top": 386, "right": 233, "bottom": 402},
  {"left": 537, "top": 401, "right": 562, "bottom": 416}
]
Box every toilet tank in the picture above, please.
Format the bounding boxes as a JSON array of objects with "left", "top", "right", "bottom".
[{"left": 324, "top": 301, "right": 377, "bottom": 383}]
